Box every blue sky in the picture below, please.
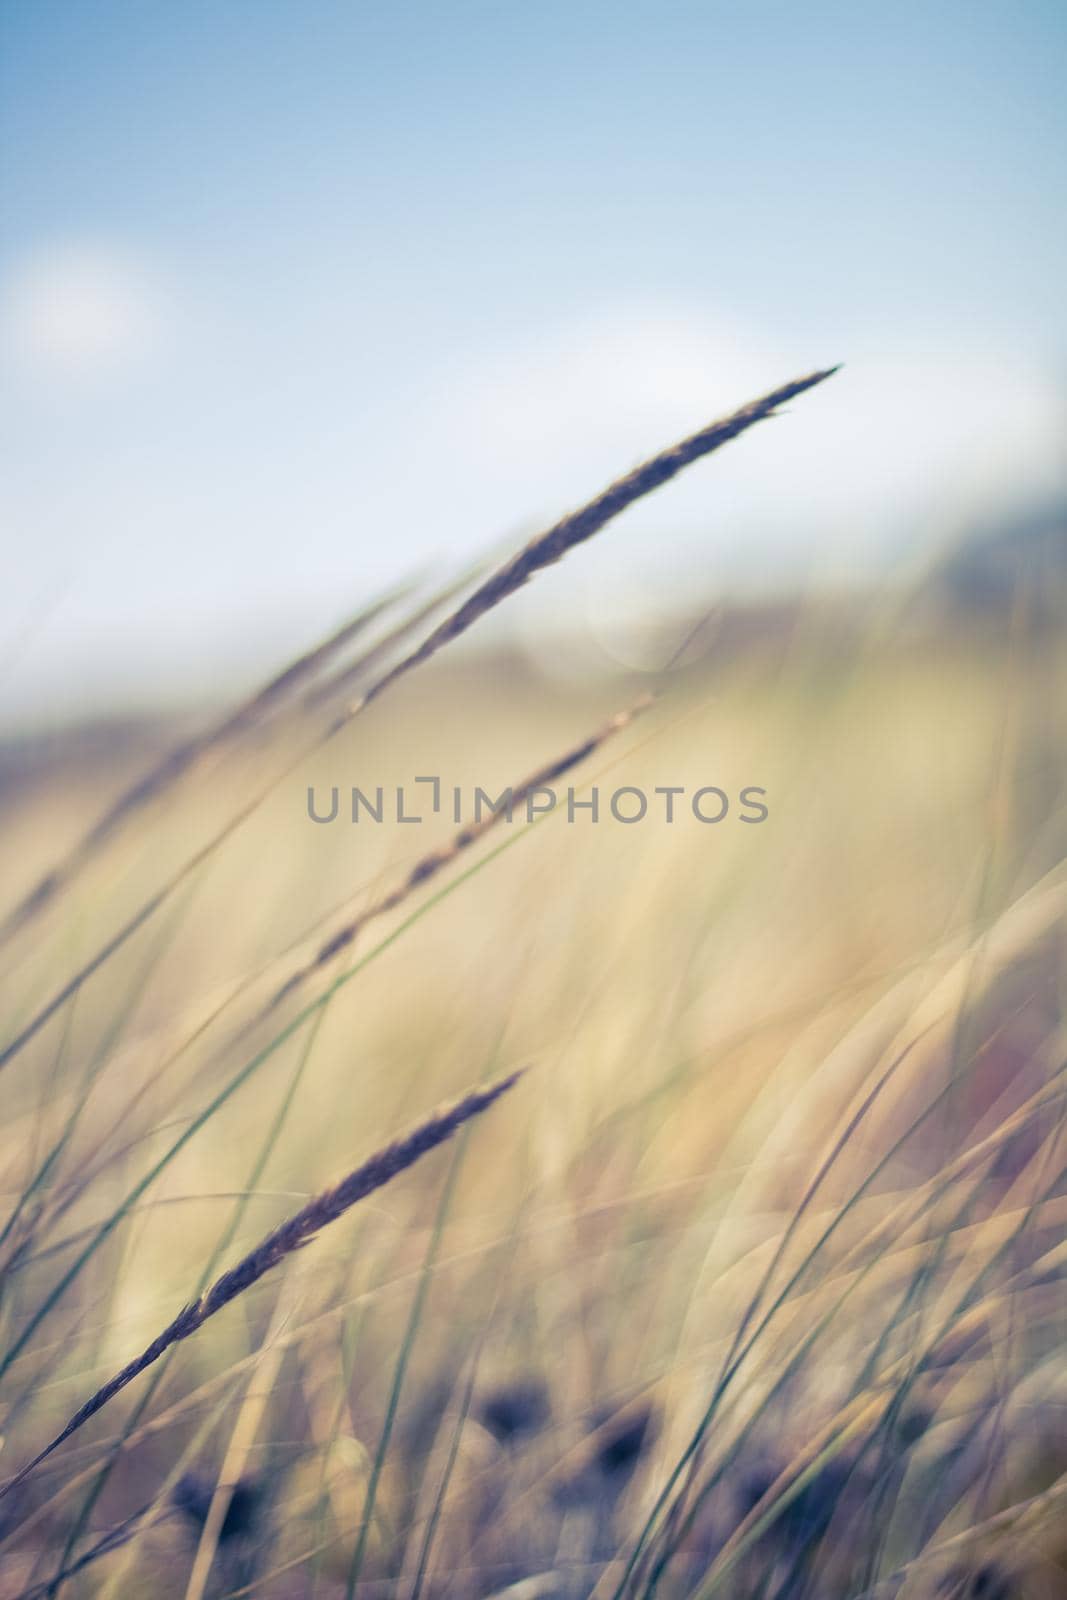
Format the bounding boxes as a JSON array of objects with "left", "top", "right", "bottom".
[{"left": 2, "top": 1, "right": 1065, "bottom": 717}]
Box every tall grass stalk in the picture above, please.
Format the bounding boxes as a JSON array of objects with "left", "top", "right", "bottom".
[
  {"left": 0, "top": 369, "right": 834, "bottom": 1075},
  {"left": 0, "top": 1069, "right": 522, "bottom": 1502}
]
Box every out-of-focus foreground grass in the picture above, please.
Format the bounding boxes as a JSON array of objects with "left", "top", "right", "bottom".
[{"left": 0, "top": 583, "right": 1065, "bottom": 1599}]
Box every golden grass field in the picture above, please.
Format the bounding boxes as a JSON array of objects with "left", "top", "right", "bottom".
[{"left": 1, "top": 382, "right": 1065, "bottom": 1598}]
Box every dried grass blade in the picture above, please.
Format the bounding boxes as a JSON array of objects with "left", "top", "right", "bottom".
[{"left": 0, "top": 1068, "right": 522, "bottom": 1503}]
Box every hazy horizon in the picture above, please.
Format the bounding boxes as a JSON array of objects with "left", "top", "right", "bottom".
[{"left": 3, "top": 1, "right": 1066, "bottom": 722}]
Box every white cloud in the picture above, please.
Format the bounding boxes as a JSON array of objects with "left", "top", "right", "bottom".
[
  {"left": 437, "top": 300, "right": 785, "bottom": 491},
  {"left": 412, "top": 298, "right": 1066, "bottom": 677},
  {"left": 430, "top": 298, "right": 1066, "bottom": 564},
  {"left": 1, "top": 244, "right": 170, "bottom": 377}
]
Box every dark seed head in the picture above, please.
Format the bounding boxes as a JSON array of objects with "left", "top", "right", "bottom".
[
  {"left": 778, "top": 1458, "right": 852, "bottom": 1546},
  {"left": 593, "top": 1402, "right": 657, "bottom": 1480},
  {"left": 970, "top": 1563, "right": 1013, "bottom": 1600},
  {"left": 739, "top": 1456, "right": 853, "bottom": 1552},
  {"left": 478, "top": 1378, "right": 551, "bottom": 1445},
  {"left": 896, "top": 1405, "right": 933, "bottom": 1447},
  {"left": 938, "top": 1562, "right": 1013, "bottom": 1600},
  {"left": 739, "top": 1465, "right": 777, "bottom": 1517},
  {"left": 173, "top": 1472, "right": 262, "bottom": 1541}
]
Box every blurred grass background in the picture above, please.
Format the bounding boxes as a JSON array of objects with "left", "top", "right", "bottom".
[
  {"left": 3, "top": 3, "right": 1066, "bottom": 1592},
  {"left": 1, "top": 540, "right": 1065, "bottom": 1595}
]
